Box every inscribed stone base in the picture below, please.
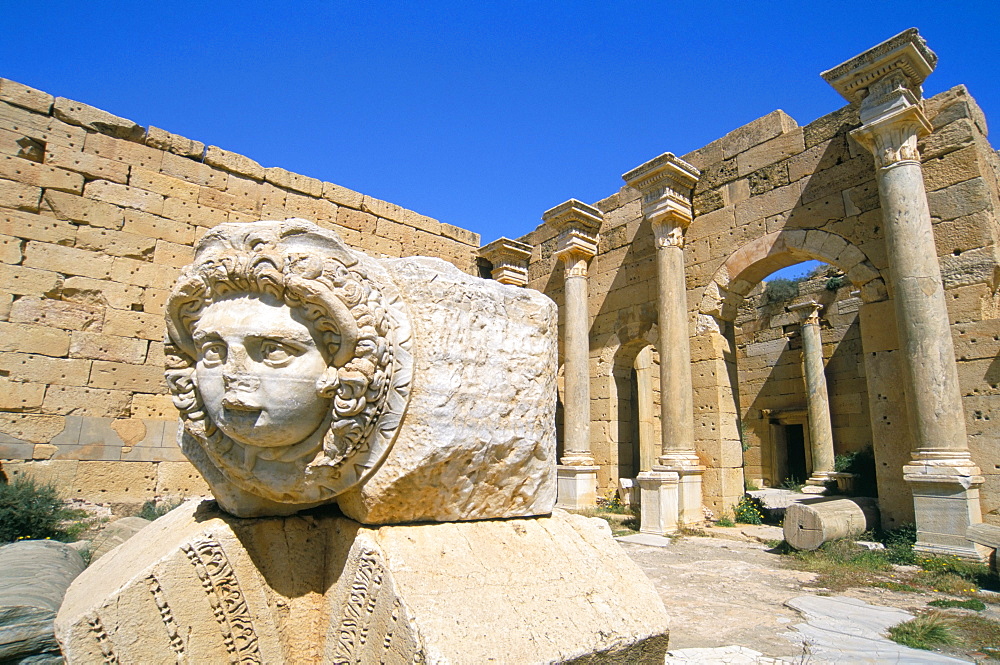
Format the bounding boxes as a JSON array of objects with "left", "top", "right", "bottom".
[
  {"left": 55, "top": 500, "right": 670, "bottom": 664},
  {"left": 905, "top": 463, "right": 990, "bottom": 562},
  {"left": 555, "top": 464, "right": 599, "bottom": 510},
  {"left": 637, "top": 470, "right": 680, "bottom": 536},
  {"left": 672, "top": 465, "right": 705, "bottom": 526}
]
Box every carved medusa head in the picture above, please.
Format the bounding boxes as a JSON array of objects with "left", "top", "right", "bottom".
[{"left": 164, "top": 219, "right": 412, "bottom": 516}]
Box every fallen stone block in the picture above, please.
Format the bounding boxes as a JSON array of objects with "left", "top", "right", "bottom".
[{"left": 0, "top": 540, "right": 86, "bottom": 663}]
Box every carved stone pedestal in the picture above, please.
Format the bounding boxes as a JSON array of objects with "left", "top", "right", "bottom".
[
  {"left": 904, "top": 460, "right": 990, "bottom": 561},
  {"left": 637, "top": 470, "right": 680, "bottom": 536},
  {"left": 56, "top": 500, "right": 671, "bottom": 664},
  {"left": 555, "top": 464, "right": 600, "bottom": 510}
]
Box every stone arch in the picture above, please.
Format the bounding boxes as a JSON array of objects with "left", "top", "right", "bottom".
[
  {"left": 594, "top": 329, "right": 659, "bottom": 491},
  {"left": 687, "top": 228, "right": 889, "bottom": 514},
  {"left": 697, "top": 229, "right": 888, "bottom": 324}
]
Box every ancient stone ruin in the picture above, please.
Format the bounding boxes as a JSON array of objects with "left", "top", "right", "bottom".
[
  {"left": 0, "top": 26, "right": 999, "bottom": 660},
  {"left": 53, "top": 219, "right": 671, "bottom": 662}
]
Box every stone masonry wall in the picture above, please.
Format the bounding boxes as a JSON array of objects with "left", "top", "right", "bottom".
[
  {"left": 0, "top": 77, "right": 480, "bottom": 507},
  {"left": 735, "top": 270, "right": 872, "bottom": 487}
]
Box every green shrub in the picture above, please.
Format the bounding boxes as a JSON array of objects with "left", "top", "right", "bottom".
[
  {"left": 0, "top": 476, "right": 82, "bottom": 544},
  {"left": 881, "top": 524, "right": 917, "bottom": 565},
  {"left": 825, "top": 275, "right": 846, "bottom": 291},
  {"left": 734, "top": 496, "right": 764, "bottom": 525},
  {"left": 834, "top": 446, "right": 878, "bottom": 497},
  {"left": 764, "top": 278, "right": 799, "bottom": 304},
  {"left": 888, "top": 612, "right": 956, "bottom": 650}
]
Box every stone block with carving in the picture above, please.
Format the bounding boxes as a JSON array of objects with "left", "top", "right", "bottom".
[
  {"left": 163, "top": 219, "right": 556, "bottom": 522},
  {"left": 55, "top": 500, "right": 671, "bottom": 663}
]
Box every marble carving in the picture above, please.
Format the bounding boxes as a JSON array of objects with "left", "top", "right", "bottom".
[{"left": 164, "top": 219, "right": 557, "bottom": 521}]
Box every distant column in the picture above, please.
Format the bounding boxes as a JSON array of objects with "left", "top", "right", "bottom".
[
  {"left": 788, "top": 301, "right": 836, "bottom": 492},
  {"left": 624, "top": 153, "right": 704, "bottom": 532},
  {"left": 823, "top": 29, "right": 985, "bottom": 559},
  {"left": 479, "top": 237, "right": 533, "bottom": 287},
  {"left": 543, "top": 199, "right": 602, "bottom": 510}
]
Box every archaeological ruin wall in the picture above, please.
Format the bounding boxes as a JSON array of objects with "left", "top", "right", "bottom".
[
  {"left": 0, "top": 77, "right": 480, "bottom": 506},
  {"left": 523, "top": 84, "right": 1000, "bottom": 526}
]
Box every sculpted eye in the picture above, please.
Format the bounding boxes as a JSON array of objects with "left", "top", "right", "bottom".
[
  {"left": 199, "top": 342, "right": 227, "bottom": 367},
  {"left": 261, "top": 340, "right": 298, "bottom": 366}
]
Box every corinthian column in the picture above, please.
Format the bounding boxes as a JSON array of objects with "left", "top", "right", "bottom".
[
  {"left": 823, "top": 29, "right": 985, "bottom": 560},
  {"left": 788, "top": 302, "right": 837, "bottom": 492},
  {"left": 624, "top": 153, "right": 704, "bottom": 531},
  {"left": 543, "top": 199, "right": 602, "bottom": 509}
]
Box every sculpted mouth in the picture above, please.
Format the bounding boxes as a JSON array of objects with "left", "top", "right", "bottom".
[{"left": 222, "top": 394, "right": 262, "bottom": 411}]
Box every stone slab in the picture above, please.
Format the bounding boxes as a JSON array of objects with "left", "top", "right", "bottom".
[
  {"left": 56, "top": 501, "right": 671, "bottom": 663},
  {"left": 783, "top": 595, "right": 967, "bottom": 663}
]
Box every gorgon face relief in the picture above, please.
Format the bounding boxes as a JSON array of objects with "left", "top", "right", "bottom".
[{"left": 164, "top": 219, "right": 412, "bottom": 515}]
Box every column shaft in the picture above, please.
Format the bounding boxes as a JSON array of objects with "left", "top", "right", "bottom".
[
  {"left": 562, "top": 267, "right": 592, "bottom": 463},
  {"left": 878, "top": 161, "right": 968, "bottom": 454},
  {"left": 656, "top": 242, "right": 695, "bottom": 460},
  {"left": 800, "top": 316, "right": 835, "bottom": 479}
]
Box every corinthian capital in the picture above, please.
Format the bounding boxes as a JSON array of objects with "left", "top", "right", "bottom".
[
  {"left": 543, "top": 199, "right": 602, "bottom": 278},
  {"left": 788, "top": 300, "right": 822, "bottom": 326},
  {"left": 623, "top": 153, "right": 700, "bottom": 230},
  {"left": 850, "top": 105, "right": 931, "bottom": 169},
  {"left": 822, "top": 29, "right": 937, "bottom": 169}
]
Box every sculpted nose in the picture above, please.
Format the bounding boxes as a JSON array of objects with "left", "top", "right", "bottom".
[{"left": 221, "top": 348, "right": 259, "bottom": 392}]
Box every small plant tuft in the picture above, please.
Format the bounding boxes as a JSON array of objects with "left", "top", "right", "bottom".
[
  {"left": 716, "top": 515, "right": 735, "bottom": 527},
  {"left": 887, "top": 612, "right": 956, "bottom": 650},
  {"left": 137, "top": 499, "right": 183, "bottom": 522},
  {"left": 0, "top": 475, "right": 85, "bottom": 544}
]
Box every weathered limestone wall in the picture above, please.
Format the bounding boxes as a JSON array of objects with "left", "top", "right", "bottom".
[
  {"left": 0, "top": 77, "right": 480, "bottom": 506},
  {"left": 735, "top": 271, "right": 872, "bottom": 486},
  {"left": 524, "top": 84, "right": 1000, "bottom": 523}
]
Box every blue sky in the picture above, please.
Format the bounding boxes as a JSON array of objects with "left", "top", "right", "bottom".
[{"left": 2, "top": 1, "right": 998, "bottom": 282}]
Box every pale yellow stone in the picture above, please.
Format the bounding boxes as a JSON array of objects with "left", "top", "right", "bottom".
[{"left": 56, "top": 502, "right": 669, "bottom": 664}]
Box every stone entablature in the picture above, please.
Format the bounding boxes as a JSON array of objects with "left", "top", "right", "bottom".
[{"left": 478, "top": 236, "right": 532, "bottom": 286}]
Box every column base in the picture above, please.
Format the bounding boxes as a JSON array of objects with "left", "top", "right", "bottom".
[
  {"left": 637, "top": 470, "right": 680, "bottom": 536},
  {"left": 802, "top": 471, "right": 840, "bottom": 495},
  {"left": 904, "top": 459, "right": 989, "bottom": 562},
  {"left": 655, "top": 462, "right": 705, "bottom": 526},
  {"left": 555, "top": 465, "right": 599, "bottom": 510}
]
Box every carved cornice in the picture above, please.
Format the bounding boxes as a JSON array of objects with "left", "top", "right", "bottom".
[
  {"left": 542, "top": 199, "right": 603, "bottom": 236},
  {"left": 788, "top": 300, "right": 822, "bottom": 326},
  {"left": 479, "top": 237, "right": 532, "bottom": 286},
  {"left": 553, "top": 230, "right": 598, "bottom": 278},
  {"left": 623, "top": 152, "right": 700, "bottom": 228},
  {"left": 821, "top": 28, "right": 937, "bottom": 111},
  {"left": 851, "top": 104, "right": 932, "bottom": 169}
]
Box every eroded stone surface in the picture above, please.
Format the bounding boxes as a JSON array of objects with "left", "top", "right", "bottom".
[
  {"left": 337, "top": 256, "right": 557, "bottom": 524},
  {"left": 56, "top": 500, "right": 670, "bottom": 664}
]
